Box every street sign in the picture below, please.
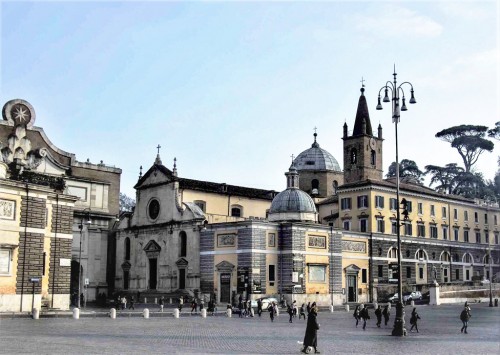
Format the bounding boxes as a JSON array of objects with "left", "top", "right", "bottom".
[
  {"left": 84, "top": 278, "right": 89, "bottom": 285},
  {"left": 29, "top": 277, "right": 40, "bottom": 283}
]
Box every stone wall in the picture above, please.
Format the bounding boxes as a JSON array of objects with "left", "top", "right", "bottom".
[
  {"left": 16, "top": 232, "right": 44, "bottom": 294},
  {"left": 49, "top": 238, "right": 72, "bottom": 294}
]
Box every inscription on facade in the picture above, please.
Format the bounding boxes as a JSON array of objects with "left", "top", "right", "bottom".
[
  {"left": 0, "top": 199, "right": 15, "bottom": 220},
  {"left": 342, "top": 240, "right": 366, "bottom": 253},
  {"left": 217, "top": 234, "right": 236, "bottom": 247},
  {"left": 308, "top": 235, "right": 326, "bottom": 249}
]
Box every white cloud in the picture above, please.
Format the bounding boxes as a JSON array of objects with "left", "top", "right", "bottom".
[
  {"left": 354, "top": 4, "right": 443, "bottom": 38},
  {"left": 438, "top": 1, "right": 494, "bottom": 21}
]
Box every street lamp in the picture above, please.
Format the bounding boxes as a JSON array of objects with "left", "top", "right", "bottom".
[
  {"left": 376, "top": 66, "right": 417, "bottom": 336},
  {"left": 488, "top": 248, "right": 493, "bottom": 307},
  {"left": 330, "top": 219, "right": 334, "bottom": 308},
  {"left": 77, "top": 210, "right": 92, "bottom": 309}
]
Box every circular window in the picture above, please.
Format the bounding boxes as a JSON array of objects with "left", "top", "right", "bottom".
[{"left": 148, "top": 199, "right": 160, "bottom": 220}]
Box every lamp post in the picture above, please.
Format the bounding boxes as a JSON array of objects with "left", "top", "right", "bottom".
[
  {"left": 330, "top": 218, "right": 334, "bottom": 307},
  {"left": 376, "top": 66, "right": 417, "bottom": 336},
  {"left": 77, "top": 210, "right": 92, "bottom": 309},
  {"left": 488, "top": 248, "right": 493, "bottom": 307}
]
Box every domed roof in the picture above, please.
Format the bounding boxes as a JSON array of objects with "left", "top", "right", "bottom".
[
  {"left": 269, "top": 188, "right": 317, "bottom": 214},
  {"left": 294, "top": 133, "right": 341, "bottom": 172}
]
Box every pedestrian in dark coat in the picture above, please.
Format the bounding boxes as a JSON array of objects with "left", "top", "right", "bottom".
[
  {"left": 299, "top": 303, "right": 307, "bottom": 320},
  {"left": 268, "top": 302, "right": 275, "bottom": 322},
  {"left": 257, "top": 299, "right": 263, "bottom": 317},
  {"left": 301, "top": 306, "right": 320, "bottom": 354},
  {"left": 409, "top": 307, "right": 421, "bottom": 333},
  {"left": 360, "top": 305, "right": 370, "bottom": 330},
  {"left": 287, "top": 304, "right": 293, "bottom": 323},
  {"left": 306, "top": 302, "right": 311, "bottom": 314},
  {"left": 247, "top": 300, "right": 253, "bottom": 317},
  {"left": 159, "top": 297, "right": 164, "bottom": 312},
  {"left": 238, "top": 300, "right": 244, "bottom": 318},
  {"left": 353, "top": 305, "right": 360, "bottom": 327},
  {"left": 375, "top": 305, "right": 382, "bottom": 327},
  {"left": 191, "top": 299, "right": 197, "bottom": 314},
  {"left": 382, "top": 305, "right": 390, "bottom": 326},
  {"left": 460, "top": 302, "right": 471, "bottom": 334},
  {"left": 129, "top": 296, "right": 135, "bottom": 310}
]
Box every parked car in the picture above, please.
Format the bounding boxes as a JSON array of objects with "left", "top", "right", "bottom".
[
  {"left": 387, "top": 293, "right": 399, "bottom": 303},
  {"left": 402, "top": 291, "right": 422, "bottom": 303}
]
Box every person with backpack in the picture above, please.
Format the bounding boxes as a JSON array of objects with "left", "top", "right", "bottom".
[
  {"left": 360, "top": 304, "right": 370, "bottom": 330},
  {"left": 299, "top": 303, "right": 307, "bottom": 320},
  {"left": 353, "top": 305, "right": 361, "bottom": 328},
  {"left": 409, "top": 307, "right": 421, "bottom": 333},
  {"left": 382, "top": 305, "right": 390, "bottom": 326},
  {"left": 375, "top": 305, "right": 382, "bottom": 328},
  {"left": 460, "top": 302, "right": 472, "bottom": 334}
]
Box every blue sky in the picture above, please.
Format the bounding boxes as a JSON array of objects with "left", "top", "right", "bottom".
[{"left": 1, "top": 1, "right": 498, "bottom": 198}]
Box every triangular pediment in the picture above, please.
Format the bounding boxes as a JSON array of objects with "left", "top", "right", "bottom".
[
  {"left": 144, "top": 240, "right": 161, "bottom": 252},
  {"left": 344, "top": 264, "right": 361, "bottom": 273},
  {"left": 215, "top": 260, "right": 235, "bottom": 272},
  {"left": 176, "top": 257, "right": 188, "bottom": 267},
  {"left": 134, "top": 164, "right": 174, "bottom": 190}
]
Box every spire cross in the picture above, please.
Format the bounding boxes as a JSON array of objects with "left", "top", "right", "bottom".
[
  {"left": 360, "top": 77, "right": 366, "bottom": 87},
  {"left": 290, "top": 154, "right": 295, "bottom": 164},
  {"left": 313, "top": 126, "right": 317, "bottom": 134},
  {"left": 156, "top": 144, "right": 161, "bottom": 154}
]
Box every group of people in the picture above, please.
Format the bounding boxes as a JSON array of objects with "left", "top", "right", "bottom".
[
  {"left": 354, "top": 304, "right": 421, "bottom": 332},
  {"left": 117, "top": 295, "right": 135, "bottom": 310}
]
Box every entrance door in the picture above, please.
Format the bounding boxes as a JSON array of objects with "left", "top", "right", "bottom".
[
  {"left": 347, "top": 275, "right": 357, "bottom": 302},
  {"left": 123, "top": 271, "right": 129, "bottom": 290},
  {"left": 220, "top": 273, "right": 231, "bottom": 303},
  {"left": 179, "top": 268, "right": 186, "bottom": 289},
  {"left": 149, "top": 258, "right": 157, "bottom": 289},
  {"left": 442, "top": 268, "right": 449, "bottom": 283}
]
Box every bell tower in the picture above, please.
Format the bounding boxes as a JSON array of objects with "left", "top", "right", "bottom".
[{"left": 343, "top": 85, "right": 384, "bottom": 184}]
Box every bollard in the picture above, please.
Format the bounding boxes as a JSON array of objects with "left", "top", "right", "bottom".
[
  {"left": 373, "top": 302, "right": 378, "bottom": 310},
  {"left": 226, "top": 308, "right": 232, "bottom": 318},
  {"left": 143, "top": 308, "right": 149, "bottom": 319},
  {"left": 169, "top": 298, "right": 172, "bottom": 304},
  {"left": 73, "top": 307, "right": 80, "bottom": 320},
  {"left": 173, "top": 308, "right": 179, "bottom": 318},
  {"left": 345, "top": 304, "right": 350, "bottom": 312},
  {"left": 110, "top": 308, "right": 116, "bottom": 319},
  {"left": 32, "top": 308, "right": 39, "bottom": 320},
  {"left": 329, "top": 305, "right": 334, "bottom": 313},
  {"left": 201, "top": 309, "right": 207, "bottom": 318},
  {"left": 410, "top": 300, "right": 415, "bottom": 307}
]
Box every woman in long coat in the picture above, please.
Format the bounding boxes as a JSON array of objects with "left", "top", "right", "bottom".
[{"left": 302, "top": 306, "right": 320, "bottom": 354}]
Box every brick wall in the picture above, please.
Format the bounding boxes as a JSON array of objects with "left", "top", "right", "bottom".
[
  {"left": 51, "top": 204, "right": 73, "bottom": 234},
  {"left": 16, "top": 232, "right": 44, "bottom": 294},
  {"left": 20, "top": 196, "right": 46, "bottom": 229},
  {"left": 49, "top": 238, "right": 72, "bottom": 294}
]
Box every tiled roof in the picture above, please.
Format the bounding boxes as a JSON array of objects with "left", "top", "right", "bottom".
[{"left": 178, "top": 177, "right": 277, "bottom": 200}]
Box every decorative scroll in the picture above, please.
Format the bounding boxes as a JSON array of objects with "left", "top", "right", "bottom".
[
  {"left": 342, "top": 240, "right": 366, "bottom": 253},
  {"left": 217, "top": 234, "right": 236, "bottom": 247},
  {"left": 308, "top": 235, "right": 326, "bottom": 249},
  {"left": 0, "top": 199, "right": 15, "bottom": 220}
]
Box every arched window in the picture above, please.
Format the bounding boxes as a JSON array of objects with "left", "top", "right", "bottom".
[
  {"left": 388, "top": 247, "right": 398, "bottom": 259},
  {"left": 333, "top": 180, "right": 339, "bottom": 195},
  {"left": 231, "top": 205, "right": 242, "bottom": 218},
  {"left": 463, "top": 253, "right": 473, "bottom": 264},
  {"left": 371, "top": 150, "right": 376, "bottom": 165},
  {"left": 311, "top": 179, "right": 319, "bottom": 190},
  {"left": 440, "top": 251, "right": 450, "bottom": 262},
  {"left": 351, "top": 149, "right": 357, "bottom": 164},
  {"left": 179, "top": 231, "right": 187, "bottom": 257},
  {"left": 125, "top": 237, "right": 130, "bottom": 260},
  {"left": 415, "top": 249, "right": 427, "bottom": 260}
]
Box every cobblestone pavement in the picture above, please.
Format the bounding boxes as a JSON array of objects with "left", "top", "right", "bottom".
[{"left": 0, "top": 303, "right": 498, "bottom": 354}]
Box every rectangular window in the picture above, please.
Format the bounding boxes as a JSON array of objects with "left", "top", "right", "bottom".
[
  {"left": 404, "top": 222, "right": 412, "bottom": 236},
  {"left": 194, "top": 200, "right": 206, "bottom": 212},
  {"left": 341, "top": 198, "right": 352, "bottom": 210},
  {"left": 464, "top": 210, "right": 469, "bottom": 221},
  {"left": 0, "top": 249, "right": 12, "bottom": 275},
  {"left": 361, "top": 268, "right": 367, "bottom": 283},
  {"left": 378, "top": 265, "right": 383, "bottom": 278},
  {"left": 268, "top": 265, "right": 276, "bottom": 282},
  {"left": 308, "top": 265, "right": 326, "bottom": 282},
  {"left": 390, "top": 198, "right": 398, "bottom": 211},
  {"left": 476, "top": 232, "right": 481, "bottom": 244},
  {"left": 418, "top": 202, "right": 423, "bottom": 215},
  {"left": 417, "top": 224, "right": 425, "bottom": 237},
  {"left": 454, "top": 208, "right": 458, "bottom": 220},
  {"left": 419, "top": 267, "right": 424, "bottom": 279},
  {"left": 485, "top": 231, "right": 489, "bottom": 244},
  {"left": 464, "top": 230, "right": 469, "bottom": 243},
  {"left": 406, "top": 200, "right": 413, "bottom": 213},
  {"left": 375, "top": 196, "right": 385, "bottom": 208},
  {"left": 406, "top": 266, "right": 411, "bottom": 279},
  {"left": 391, "top": 221, "right": 397, "bottom": 234},
  {"left": 474, "top": 212, "right": 478, "bottom": 223},
  {"left": 430, "top": 225, "right": 438, "bottom": 238},
  {"left": 357, "top": 195, "right": 369, "bottom": 209},
  {"left": 442, "top": 206, "right": 447, "bottom": 218},
  {"left": 442, "top": 227, "right": 448, "bottom": 240},
  {"left": 430, "top": 205, "right": 435, "bottom": 217},
  {"left": 495, "top": 215, "right": 498, "bottom": 226},
  {"left": 465, "top": 269, "right": 470, "bottom": 281},
  {"left": 268, "top": 233, "right": 276, "bottom": 247},
  {"left": 360, "top": 219, "right": 368, "bottom": 233},
  {"left": 455, "top": 269, "right": 460, "bottom": 281},
  {"left": 495, "top": 233, "right": 499, "bottom": 245},
  {"left": 485, "top": 214, "right": 488, "bottom": 224},
  {"left": 454, "top": 228, "right": 459, "bottom": 241},
  {"left": 343, "top": 220, "right": 351, "bottom": 231},
  {"left": 376, "top": 218, "right": 385, "bottom": 233}
]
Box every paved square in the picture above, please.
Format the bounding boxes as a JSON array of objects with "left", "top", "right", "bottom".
[{"left": 0, "top": 303, "right": 498, "bottom": 354}]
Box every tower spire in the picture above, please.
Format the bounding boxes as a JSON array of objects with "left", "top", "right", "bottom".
[
  {"left": 154, "top": 144, "right": 162, "bottom": 165},
  {"left": 352, "top": 83, "right": 372, "bottom": 136}
]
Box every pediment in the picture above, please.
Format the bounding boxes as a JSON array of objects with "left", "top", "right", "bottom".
[
  {"left": 144, "top": 240, "right": 161, "bottom": 252},
  {"left": 215, "top": 260, "right": 235, "bottom": 272},
  {"left": 135, "top": 164, "right": 174, "bottom": 189},
  {"left": 344, "top": 264, "right": 361, "bottom": 273},
  {"left": 176, "top": 257, "right": 188, "bottom": 267}
]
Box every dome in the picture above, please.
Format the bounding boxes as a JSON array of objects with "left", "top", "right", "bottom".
[
  {"left": 294, "top": 133, "right": 341, "bottom": 172},
  {"left": 269, "top": 189, "right": 317, "bottom": 214}
]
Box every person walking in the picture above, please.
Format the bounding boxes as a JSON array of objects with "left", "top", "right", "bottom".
[
  {"left": 268, "top": 302, "right": 275, "bottom": 322},
  {"left": 460, "top": 302, "right": 471, "bottom": 334},
  {"left": 211, "top": 299, "right": 217, "bottom": 316},
  {"left": 360, "top": 304, "right": 370, "bottom": 330},
  {"left": 299, "top": 303, "right": 307, "bottom": 320},
  {"left": 257, "top": 299, "right": 263, "bottom": 317},
  {"left": 159, "top": 297, "right": 164, "bottom": 312},
  {"left": 287, "top": 304, "right": 293, "bottom": 323},
  {"left": 301, "top": 304, "right": 320, "bottom": 354},
  {"left": 382, "top": 305, "right": 390, "bottom": 326},
  {"left": 292, "top": 300, "right": 298, "bottom": 318},
  {"left": 238, "top": 300, "right": 244, "bottom": 318},
  {"left": 306, "top": 302, "right": 311, "bottom": 314},
  {"left": 122, "top": 296, "right": 127, "bottom": 310},
  {"left": 409, "top": 307, "right": 421, "bottom": 333},
  {"left": 247, "top": 300, "right": 253, "bottom": 317},
  {"left": 353, "top": 305, "right": 361, "bottom": 327},
  {"left": 179, "top": 296, "right": 184, "bottom": 312},
  {"left": 191, "top": 299, "right": 198, "bottom": 314},
  {"left": 375, "top": 305, "right": 382, "bottom": 328},
  {"left": 129, "top": 296, "right": 135, "bottom": 310}
]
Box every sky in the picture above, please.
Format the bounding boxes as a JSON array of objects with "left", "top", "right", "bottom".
[{"left": 1, "top": 0, "right": 499, "bottom": 199}]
